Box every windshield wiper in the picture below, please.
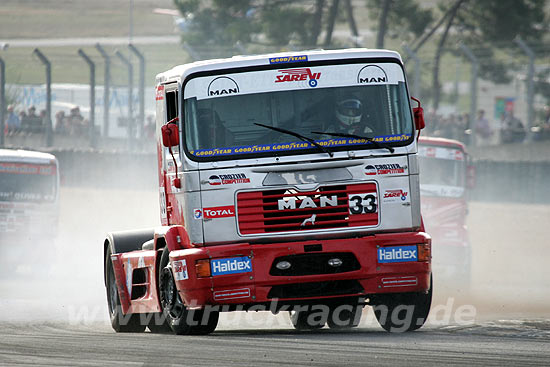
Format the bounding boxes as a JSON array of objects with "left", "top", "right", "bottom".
[
  {"left": 255, "top": 123, "right": 333, "bottom": 157},
  {"left": 311, "top": 131, "right": 395, "bottom": 153}
]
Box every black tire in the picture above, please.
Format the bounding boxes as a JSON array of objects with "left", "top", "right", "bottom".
[
  {"left": 327, "top": 303, "right": 363, "bottom": 329},
  {"left": 158, "top": 248, "right": 218, "bottom": 335},
  {"left": 105, "top": 248, "right": 146, "bottom": 333},
  {"left": 373, "top": 276, "right": 433, "bottom": 333},
  {"left": 289, "top": 307, "right": 326, "bottom": 330},
  {"left": 147, "top": 313, "right": 172, "bottom": 333}
]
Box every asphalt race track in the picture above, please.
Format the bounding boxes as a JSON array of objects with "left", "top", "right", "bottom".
[{"left": 1, "top": 321, "right": 549, "bottom": 366}]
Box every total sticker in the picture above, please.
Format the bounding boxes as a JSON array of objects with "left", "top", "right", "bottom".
[{"left": 193, "top": 209, "right": 203, "bottom": 219}]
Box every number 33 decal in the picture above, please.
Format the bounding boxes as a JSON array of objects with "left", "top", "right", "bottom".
[{"left": 348, "top": 193, "right": 378, "bottom": 214}]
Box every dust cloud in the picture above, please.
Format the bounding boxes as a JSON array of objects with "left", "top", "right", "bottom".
[
  {"left": 434, "top": 201, "right": 550, "bottom": 321},
  {"left": 0, "top": 163, "right": 160, "bottom": 324}
]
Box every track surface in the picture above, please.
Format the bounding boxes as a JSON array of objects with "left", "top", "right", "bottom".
[
  {"left": 1, "top": 188, "right": 549, "bottom": 366},
  {"left": 1, "top": 321, "right": 550, "bottom": 366}
]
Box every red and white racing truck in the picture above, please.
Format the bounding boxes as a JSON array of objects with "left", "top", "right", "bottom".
[
  {"left": 0, "top": 149, "right": 59, "bottom": 272},
  {"left": 103, "top": 49, "right": 432, "bottom": 334},
  {"left": 418, "top": 137, "right": 472, "bottom": 283}
]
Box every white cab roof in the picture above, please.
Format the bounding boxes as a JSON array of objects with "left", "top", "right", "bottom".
[
  {"left": 156, "top": 48, "right": 402, "bottom": 84},
  {"left": 0, "top": 149, "right": 57, "bottom": 164}
]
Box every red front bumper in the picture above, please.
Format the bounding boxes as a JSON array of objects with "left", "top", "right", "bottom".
[{"left": 170, "top": 231, "right": 431, "bottom": 307}]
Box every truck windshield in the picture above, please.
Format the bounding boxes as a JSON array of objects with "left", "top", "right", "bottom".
[
  {"left": 183, "top": 62, "right": 413, "bottom": 160},
  {"left": 418, "top": 149, "right": 465, "bottom": 198},
  {"left": 0, "top": 164, "right": 57, "bottom": 203}
]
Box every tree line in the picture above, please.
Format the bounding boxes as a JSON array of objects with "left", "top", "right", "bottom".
[{"left": 174, "top": 0, "right": 549, "bottom": 107}]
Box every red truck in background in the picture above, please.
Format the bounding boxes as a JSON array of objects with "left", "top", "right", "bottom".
[
  {"left": 103, "top": 49, "right": 433, "bottom": 335},
  {"left": 418, "top": 137, "right": 473, "bottom": 285},
  {"left": 0, "top": 149, "right": 59, "bottom": 273}
]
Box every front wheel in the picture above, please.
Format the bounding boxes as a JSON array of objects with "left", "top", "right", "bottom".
[
  {"left": 158, "top": 248, "right": 218, "bottom": 335},
  {"left": 373, "top": 276, "right": 432, "bottom": 333},
  {"left": 327, "top": 302, "right": 363, "bottom": 329},
  {"left": 289, "top": 307, "right": 326, "bottom": 330},
  {"left": 105, "top": 248, "right": 146, "bottom": 333}
]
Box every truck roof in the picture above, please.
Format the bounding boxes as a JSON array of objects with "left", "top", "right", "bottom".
[
  {"left": 418, "top": 136, "right": 466, "bottom": 151},
  {"left": 0, "top": 148, "right": 57, "bottom": 164},
  {"left": 156, "top": 48, "right": 403, "bottom": 84}
]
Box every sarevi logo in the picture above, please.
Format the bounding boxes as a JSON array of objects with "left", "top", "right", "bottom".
[
  {"left": 357, "top": 65, "right": 388, "bottom": 84},
  {"left": 207, "top": 76, "right": 239, "bottom": 97},
  {"left": 275, "top": 68, "right": 321, "bottom": 87},
  {"left": 383, "top": 189, "right": 409, "bottom": 203}
]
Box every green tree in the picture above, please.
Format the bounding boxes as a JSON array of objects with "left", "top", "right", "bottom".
[
  {"left": 422, "top": 0, "right": 548, "bottom": 110},
  {"left": 173, "top": 0, "right": 363, "bottom": 55},
  {"left": 173, "top": 0, "right": 259, "bottom": 48},
  {"left": 174, "top": 0, "right": 335, "bottom": 53},
  {"left": 367, "top": 0, "right": 434, "bottom": 49}
]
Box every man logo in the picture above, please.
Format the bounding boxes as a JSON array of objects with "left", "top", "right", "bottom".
[
  {"left": 301, "top": 214, "right": 317, "bottom": 227},
  {"left": 357, "top": 65, "right": 388, "bottom": 84},
  {"left": 207, "top": 76, "right": 239, "bottom": 97}
]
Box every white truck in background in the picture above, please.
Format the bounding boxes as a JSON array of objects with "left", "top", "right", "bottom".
[{"left": 0, "top": 149, "right": 59, "bottom": 272}]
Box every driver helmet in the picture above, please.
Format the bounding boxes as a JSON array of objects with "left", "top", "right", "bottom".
[{"left": 336, "top": 98, "right": 362, "bottom": 126}]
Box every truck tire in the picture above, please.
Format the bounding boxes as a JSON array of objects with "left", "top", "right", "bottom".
[
  {"left": 373, "top": 276, "right": 432, "bottom": 333},
  {"left": 105, "top": 248, "right": 146, "bottom": 333},
  {"left": 327, "top": 303, "right": 362, "bottom": 329},
  {"left": 147, "top": 313, "right": 172, "bottom": 333},
  {"left": 158, "top": 248, "right": 218, "bottom": 335},
  {"left": 289, "top": 308, "right": 326, "bottom": 330}
]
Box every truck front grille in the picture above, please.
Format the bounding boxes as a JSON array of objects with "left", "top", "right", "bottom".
[
  {"left": 269, "top": 252, "right": 360, "bottom": 276},
  {"left": 237, "top": 183, "right": 378, "bottom": 235},
  {"left": 267, "top": 280, "right": 364, "bottom": 299}
]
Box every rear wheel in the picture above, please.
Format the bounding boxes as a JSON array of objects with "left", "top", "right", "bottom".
[
  {"left": 327, "top": 303, "right": 362, "bottom": 329},
  {"left": 373, "top": 276, "right": 432, "bottom": 332},
  {"left": 105, "top": 248, "right": 146, "bottom": 333},
  {"left": 158, "top": 248, "right": 218, "bottom": 335}
]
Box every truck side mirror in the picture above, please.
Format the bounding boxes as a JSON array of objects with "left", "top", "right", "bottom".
[
  {"left": 161, "top": 122, "right": 179, "bottom": 147},
  {"left": 411, "top": 97, "right": 425, "bottom": 130}
]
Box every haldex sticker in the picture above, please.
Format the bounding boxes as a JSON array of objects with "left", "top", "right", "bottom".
[
  {"left": 211, "top": 257, "right": 252, "bottom": 276},
  {"left": 378, "top": 245, "right": 417, "bottom": 263}
]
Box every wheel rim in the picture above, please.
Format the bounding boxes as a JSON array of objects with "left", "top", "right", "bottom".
[
  {"left": 160, "top": 265, "right": 185, "bottom": 320},
  {"left": 108, "top": 266, "right": 118, "bottom": 315}
]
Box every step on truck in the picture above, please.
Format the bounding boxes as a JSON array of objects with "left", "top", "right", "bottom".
[
  {"left": 418, "top": 137, "right": 474, "bottom": 284},
  {"left": 0, "top": 149, "right": 59, "bottom": 273},
  {"left": 104, "top": 49, "right": 432, "bottom": 334}
]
